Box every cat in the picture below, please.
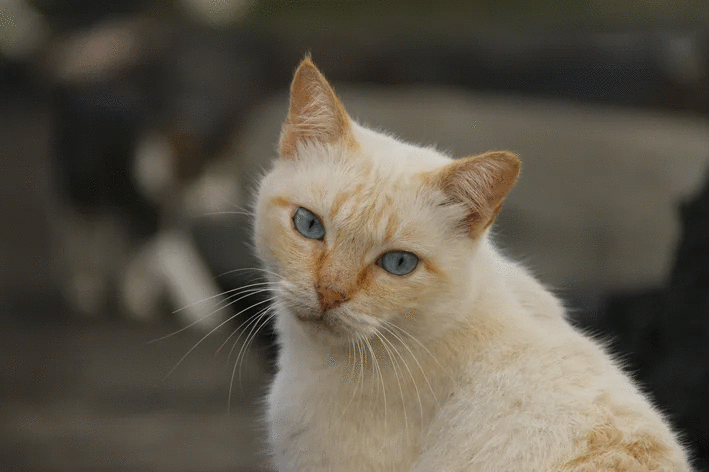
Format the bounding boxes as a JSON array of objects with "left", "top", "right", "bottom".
[{"left": 253, "top": 57, "right": 693, "bottom": 471}]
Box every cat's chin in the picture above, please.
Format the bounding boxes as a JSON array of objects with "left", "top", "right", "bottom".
[{"left": 296, "top": 310, "right": 340, "bottom": 333}]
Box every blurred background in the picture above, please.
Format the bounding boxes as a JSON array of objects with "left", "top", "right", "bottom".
[{"left": 1, "top": 0, "right": 708, "bottom": 470}]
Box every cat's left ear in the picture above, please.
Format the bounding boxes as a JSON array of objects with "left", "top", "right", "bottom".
[
  {"left": 278, "top": 57, "right": 356, "bottom": 158},
  {"left": 432, "top": 151, "right": 520, "bottom": 238}
]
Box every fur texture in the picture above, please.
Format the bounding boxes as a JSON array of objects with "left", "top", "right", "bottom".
[{"left": 253, "top": 58, "right": 692, "bottom": 471}]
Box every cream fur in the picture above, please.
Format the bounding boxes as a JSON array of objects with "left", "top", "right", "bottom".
[{"left": 252, "top": 60, "right": 693, "bottom": 471}]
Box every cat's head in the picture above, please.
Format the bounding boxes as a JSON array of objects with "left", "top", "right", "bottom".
[{"left": 253, "top": 58, "right": 519, "bottom": 343}]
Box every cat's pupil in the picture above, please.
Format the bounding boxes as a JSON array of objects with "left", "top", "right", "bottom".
[
  {"left": 293, "top": 207, "right": 325, "bottom": 240},
  {"left": 379, "top": 250, "right": 418, "bottom": 275}
]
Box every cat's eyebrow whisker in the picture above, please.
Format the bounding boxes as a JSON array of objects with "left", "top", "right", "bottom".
[
  {"left": 148, "top": 287, "right": 273, "bottom": 344},
  {"left": 380, "top": 324, "right": 438, "bottom": 407},
  {"left": 162, "top": 296, "right": 276, "bottom": 381},
  {"left": 379, "top": 327, "right": 425, "bottom": 426}
]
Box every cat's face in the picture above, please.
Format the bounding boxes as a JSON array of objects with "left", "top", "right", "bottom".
[{"left": 253, "top": 59, "right": 519, "bottom": 343}]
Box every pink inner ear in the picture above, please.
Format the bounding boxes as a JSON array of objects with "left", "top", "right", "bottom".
[
  {"left": 438, "top": 151, "right": 520, "bottom": 237},
  {"left": 278, "top": 58, "right": 355, "bottom": 158}
]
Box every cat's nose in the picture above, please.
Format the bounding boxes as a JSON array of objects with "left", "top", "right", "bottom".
[{"left": 315, "top": 284, "right": 350, "bottom": 311}]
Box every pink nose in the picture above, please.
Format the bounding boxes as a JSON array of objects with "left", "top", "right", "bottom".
[{"left": 316, "top": 285, "right": 350, "bottom": 311}]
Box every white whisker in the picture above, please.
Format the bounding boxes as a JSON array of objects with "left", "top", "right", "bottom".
[
  {"left": 380, "top": 326, "right": 425, "bottom": 425},
  {"left": 199, "top": 210, "right": 254, "bottom": 218},
  {"left": 228, "top": 311, "right": 276, "bottom": 413},
  {"left": 338, "top": 337, "right": 361, "bottom": 421},
  {"left": 149, "top": 286, "right": 273, "bottom": 343},
  {"left": 374, "top": 331, "right": 408, "bottom": 437},
  {"left": 237, "top": 309, "right": 276, "bottom": 388},
  {"left": 214, "top": 266, "right": 284, "bottom": 281},
  {"left": 383, "top": 320, "right": 451, "bottom": 383},
  {"left": 173, "top": 281, "right": 274, "bottom": 314},
  {"left": 218, "top": 303, "right": 273, "bottom": 357},
  {"left": 162, "top": 296, "right": 275, "bottom": 380}
]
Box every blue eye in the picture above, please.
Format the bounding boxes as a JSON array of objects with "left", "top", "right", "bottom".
[
  {"left": 293, "top": 207, "right": 325, "bottom": 240},
  {"left": 379, "top": 251, "right": 418, "bottom": 276}
]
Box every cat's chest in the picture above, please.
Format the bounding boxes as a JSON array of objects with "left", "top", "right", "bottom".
[{"left": 267, "top": 364, "right": 432, "bottom": 471}]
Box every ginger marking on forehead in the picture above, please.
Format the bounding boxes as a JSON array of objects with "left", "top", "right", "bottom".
[
  {"left": 384, "top": 213, "right": 399, "bottom": 243},
  {"left": 372, "top": 205, "right": 386, "bottom": 228},
  {"left": 371, "top": 193, "right": 393, "bottom": 228},
  {"left": 329, "top": 183, "right": 364, "bottom": 221},
  {"left": 270, "top": 196, "right": 292, "bottom": 208}
]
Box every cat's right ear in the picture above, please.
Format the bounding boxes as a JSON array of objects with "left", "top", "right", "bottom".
[
  {"left": 278, "top": 57, "right": 356, "bottom": 158},
  {"left": 431, "top": 151, "right": 520, "bottom": 238}
]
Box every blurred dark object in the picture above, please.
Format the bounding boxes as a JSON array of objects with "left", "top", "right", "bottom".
[
  {"left": 49, "top": 15, "right": 272, "bottom": 233},
  {"left": 582, "top": 171, "right": 709, "bottom": 471},
  {"left": 286, "top": 29, "right": 709, "bottom": 115},
  {"left": 41, "top": 11, "right": 279, "bottom": 364}
]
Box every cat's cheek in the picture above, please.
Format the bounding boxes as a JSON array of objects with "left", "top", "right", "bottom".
[{"left": 255, "top": 225, "right": 297, "bottom": 278}]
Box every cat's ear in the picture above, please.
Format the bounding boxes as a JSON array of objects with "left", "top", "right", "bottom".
[
  {"left": 433, "top": 151, "right": 520, "bottom": 238},
  {"left": 278, "top": 57, "right": 356, "bottom": 158}
]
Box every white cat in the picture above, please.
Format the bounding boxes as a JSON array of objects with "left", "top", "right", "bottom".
[{"left": 253, "top": 58, "right": 692, "bottom": 471}]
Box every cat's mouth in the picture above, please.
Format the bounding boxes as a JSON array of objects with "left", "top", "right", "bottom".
[
  {"left": 295, "top": 309, "right": 341, "bottom": 334},
  {"left": 276, "top": 283, "right": 369, "bottom": 338}
]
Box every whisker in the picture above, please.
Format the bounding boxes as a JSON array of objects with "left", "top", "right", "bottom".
[
  {"left": 217, "top": 303, "right": 273, "bottom": 357},
  {"left": 214, "top": 267, "right": 284, "bottom": 281},
  {"left": 237, "top": 309, "right": 276, "bottom": 389},
  {"left": 383, "top": 320, "right": 451, "bottom": 382},
  {"left": 362, "top": 336, "right": 378, "bottom": 409},
  {"left": 199, "top": 210, "right": 254, "bottom": 218},
  {"left": 162, "top": 296, "right": 275, "bottom": 380},
  {"left": 357, "top": 337, "right": 369, "bottom": 425},
  {"left": 224, "top": 303, "right": 277, "bottom": 366},
  {"left": 380, "top": 327, "right": 425, "bottom": 425},
  {"left": 171, "top": 281, "right": 274, "bottom": 315},
  {"left": 365, "top": 336, "right": 377, "bottom": 401},
  {"left": 149, "top": 287, "right": 273, "bottom": 343},
  {"left": 392, "top": 326, "right": 437, "bottom": 404},
  {"left": 223, "top": 201, "right": 253, "bottom": 215},
  {"left": 228, "top": 311, "right": 276, "bottom": 414},
  {"left": 368, "top": 334, "right": 385, "bottom": 402},
  {"left": 338, "top": 338, "right": 360, "bottom": 420},
  {"left": 374, "top": 331, "right": 407, "bottom": 437}
]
